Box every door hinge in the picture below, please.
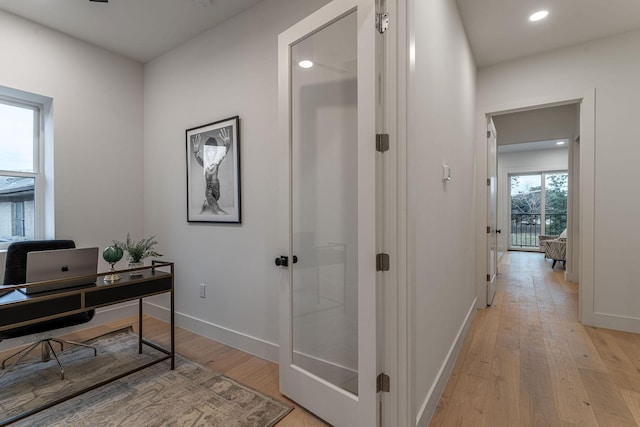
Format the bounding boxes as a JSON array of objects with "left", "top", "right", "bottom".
[
  {"left": 487, "top": 178, "right": 491, "bottom": 186},
  {"left": 376, "top": 253, "right": 390, "bottom": 272},
  {"left": 486, "top": 226, "right": 490, "bottom": 234},
  {"left": 376, "top": 133, "right": 389, "bottom": 152},
  {"left": 376, "top": 373, "right": 390, "bottom": 393},
  {"left": 487, "top": 274, "right": 491, "bottom": 281},
  {"left": 376, "top": 13, "right": 389, "bottom": 34},
  {"left": 487, "top": 130, "right": 491, "bottom": 138}
]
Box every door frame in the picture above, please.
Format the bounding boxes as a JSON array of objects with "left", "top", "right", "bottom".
[
  {"left": 379, "top": 0, "right": 404, "bottom": 425},
  {"left": 486, "top": 118, "right": 498, "bottom": 305},
  {"left": 475, "top": 89, "right": 595, "bottom": 323}
]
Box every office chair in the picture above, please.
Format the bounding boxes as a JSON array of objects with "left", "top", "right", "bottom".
[{"left": 0, "top": 240, "right": 97, "bottom": 380}]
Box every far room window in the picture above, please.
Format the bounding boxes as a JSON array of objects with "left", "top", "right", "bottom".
[
  {"left": 508, "top": 171, "right": 568, "bottom": 249},
  {"left": 0, "top": 93, "right": 47, "bottom": 249}
]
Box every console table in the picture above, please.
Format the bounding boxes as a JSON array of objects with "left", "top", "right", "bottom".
[{"left": 0, "top": 261, "right": 174, "bottom": 426}]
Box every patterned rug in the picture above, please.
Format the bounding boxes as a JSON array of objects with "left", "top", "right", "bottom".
[{"left": 0, "top": 327, "right": 292, "bottom": 426}]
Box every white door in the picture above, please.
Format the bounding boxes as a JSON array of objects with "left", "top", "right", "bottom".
[
  {"left": 487, "top": 118, "right": 498, "bottom": 305},
  {"left": 277, "top": 0, "right": 378, "bottom": 425}
]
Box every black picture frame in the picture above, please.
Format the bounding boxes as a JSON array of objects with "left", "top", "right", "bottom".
[{"left": 186, "top": 116, "right": 241, "bottom": 223}]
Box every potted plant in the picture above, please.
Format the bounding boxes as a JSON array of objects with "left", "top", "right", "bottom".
[{"left": 114, "top": 233, "right": 162, "bottom": 276}]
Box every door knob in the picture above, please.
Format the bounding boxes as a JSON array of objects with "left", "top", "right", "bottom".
[
  {"left": 275, "top": 255, "right": 298, "bottom": 267},
  {"left": 496, "top": 229, "right": 502, "bottom": 234}
]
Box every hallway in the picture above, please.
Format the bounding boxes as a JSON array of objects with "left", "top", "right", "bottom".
[{"left": 430, "top": 251, "right": 640, "bottom": 426}]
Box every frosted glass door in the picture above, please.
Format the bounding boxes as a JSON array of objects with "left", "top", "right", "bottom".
[
  {"left": 278, "top": 0, "right": 378, "bottom": 425},
  {"left": 291, "top": 10, "right": 358, "bottom": 394}
]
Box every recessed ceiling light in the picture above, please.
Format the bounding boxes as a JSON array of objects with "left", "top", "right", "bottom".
[
  {"left": 298, "top": 60, "right": 314, "bottom": 69},
  {"left": 556, "top": 141, "right": 565, "bottom": 145},
  {"left": 529, "top": 10, "right": 549, "bottom": 22}
]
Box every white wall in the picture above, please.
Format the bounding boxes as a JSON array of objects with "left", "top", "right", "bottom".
[
  {"left": 143, "top": 0, "right": 330, "bottom": 360},
  {"left": 0, "top": 12, "right": 144, "bottom": 313},
  {"left": 493, "top": 104, "right": 577, "bottom": 146},
  {"left": 477, "top": 28, "right": 640, "bottom": 331},
  {"left": 407, "top": 0, "right": 477, "bottom": 425},
  {"left": 497, "top": 148, "right": 569, "bottom": 251}
]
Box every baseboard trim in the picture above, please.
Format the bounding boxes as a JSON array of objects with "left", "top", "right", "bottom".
[
  {"left": 416, "top": 297, "right": 477, "bottom": 427},
  {"left": 590, "top": 311, "right": 640, "bottom": 334},
  {"left": 143, "top": 302, "right": 279, "bottom": 363},
  {"left": 1, "top": 301, "right": 280, "bottom": 363}
]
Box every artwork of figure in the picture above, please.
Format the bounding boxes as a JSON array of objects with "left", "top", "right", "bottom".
[
  {"left": 191, "top": 127, "right": 231, "bottom": 214},
  {"left": 186, "top": 116, "right": 240, "bottom": 223}
]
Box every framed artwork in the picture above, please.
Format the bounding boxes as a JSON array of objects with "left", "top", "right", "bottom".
[{"left": 186, "top": 116, "right": 241, "bottom": 223}]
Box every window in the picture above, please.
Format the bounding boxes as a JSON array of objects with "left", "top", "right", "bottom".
[
  {"left": 509, "top": 171, "right": 568, "bottom": 249},
  {"left": 12, "top": 201, "right": 25, "bottom": 237},
  {"left": 0, "top": 93, "right": 47, "bottom": 249}
]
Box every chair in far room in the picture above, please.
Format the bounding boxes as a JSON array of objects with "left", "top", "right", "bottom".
[
  {"left": 544, "top": 236, "right": 567, "bottom": 269},
  {"left": 0, "top": 240, "right": 97, "bottom": 380}
]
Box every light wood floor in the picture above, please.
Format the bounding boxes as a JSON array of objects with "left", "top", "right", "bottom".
[
  {"left": 0, "top": 315, "right": 329, "bottom": 426},
  {"left": 5, "top": 251, "right": 640, "bottom": 426},
  {"left": 429, "top": 251, "right": 640, "bottom": 427}
]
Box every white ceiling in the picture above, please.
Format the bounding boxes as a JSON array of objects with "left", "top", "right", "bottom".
[
  {"left": 455, "top": 0, "right": 640, "bottom": 67},
  {"left": 2, "top": 0, "right": 640, "bottom": 66},
  {"left": 0, "top": 0, "right": 263, "bottom": 63},
  {"left": 497, "top": 139, "right": 568, "bottom": 154}
]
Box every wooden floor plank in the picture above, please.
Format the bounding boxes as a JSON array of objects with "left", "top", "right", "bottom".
[
  {"left": 621, "top": 388, "right": 640, "bottom": 426},
  {"left": 430, "top": 251, "right": 640, "bottom": 427},
  {"left": 544, "top": 342, "right": 598, "bottom": 426},
  {"left": 586, "top": 326, "right": 640, "bottom": 393},
  {"left": 617, "top": 331, "right": 640, "bottom": 372},
  {"left": 461, "top": 303, "right": 501, "bottom": 380},
  {"left": 579, "top": 368, "right": 637, "bottom": 426},
  {"left": 483, "top": 345, "right": 520, "bottom": 427}
]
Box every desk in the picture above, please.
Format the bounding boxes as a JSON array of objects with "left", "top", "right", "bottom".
[{"left": 0, "top": 261, "right": 174, "bottom": 426}]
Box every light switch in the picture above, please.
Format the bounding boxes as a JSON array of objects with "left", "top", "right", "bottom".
[{"left": 442, "top": 164, "right": 452, "bottom": 182}]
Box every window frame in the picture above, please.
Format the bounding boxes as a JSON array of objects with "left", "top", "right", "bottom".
[
  {"left": 0, "top": 94, "right": 46, "bottom": 250},
  {"left": 507, "top": 170, "right": 568, "bottom": 250}
]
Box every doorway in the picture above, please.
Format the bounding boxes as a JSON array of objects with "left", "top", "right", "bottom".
[{"left": 483, "top": 101, "right": 581, "bottom": 308}]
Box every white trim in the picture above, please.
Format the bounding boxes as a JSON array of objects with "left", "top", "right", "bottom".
[
  {"left": 487, "top": 118, "right": 497, "bottom": 304},
  {"left": 144, "top": 302, "right": 279, "bottom": 362},
  {"left": 0, "top": 86, "right": 54, "bottom": 247},
  {"left": 415, "top": 297, "right": 477, "bottom": 427},
  {"left": 382, "top": 0, "right": 407, "bottom": 425},
  {"left": 41, "top": 97, "right": 55, "bottom": 240},
  {"left": 0, "top": 301, "right": 283, "bottom": 365},
  {"left": 589, "top": 311, "right": 640, "bottom": 334},
  {"left": 403, "top": 0, "right": 418, "bottom": 425},
  {"left": 476, "top": 89, "right": 595, "bottom": 326},
  {"left": 565, "top": 134, "right": 580, "bottom": 283}
]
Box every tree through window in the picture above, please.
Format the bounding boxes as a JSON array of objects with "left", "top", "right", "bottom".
[{"left": 510, "top": 172, "right": 568, "bottom": 249}]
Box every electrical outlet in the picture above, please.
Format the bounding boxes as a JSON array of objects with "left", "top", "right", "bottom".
[{"left": 199, "top": 283, "right": 206, "bottom": 298}]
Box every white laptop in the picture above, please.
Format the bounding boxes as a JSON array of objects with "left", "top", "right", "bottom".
[{"left": 22, "top": 247, "right": 99, "bottom": 295}]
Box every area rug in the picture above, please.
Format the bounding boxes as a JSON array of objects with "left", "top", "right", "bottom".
[{"left": 0, "top": 327, "right": 292, "bottom": 426}]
